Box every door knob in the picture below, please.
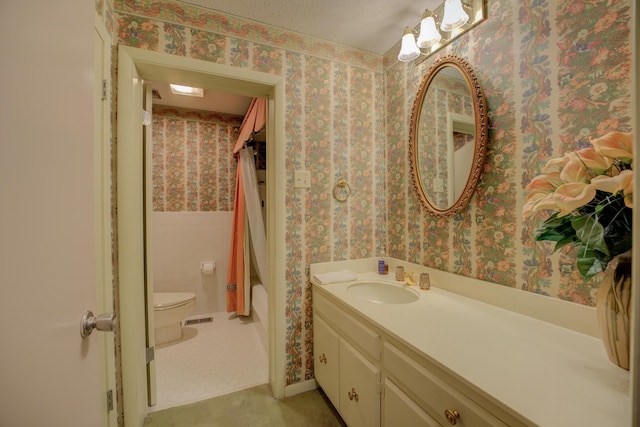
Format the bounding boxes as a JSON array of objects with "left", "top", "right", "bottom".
[{"left": 80, "top": 310, "right": 116, "bottom": 338}]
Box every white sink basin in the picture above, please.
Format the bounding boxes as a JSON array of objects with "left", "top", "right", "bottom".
[{"left": 347, "top": 281, "right": 420, "bottom": 304}]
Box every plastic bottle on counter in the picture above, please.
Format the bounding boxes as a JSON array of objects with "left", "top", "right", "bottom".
[{"left": 378, "top": 253, "right": 389, "bottom": 275}]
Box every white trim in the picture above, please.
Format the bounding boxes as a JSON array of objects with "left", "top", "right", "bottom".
[
  {"left": 268, "top": 81, "right": 288, "bottom": 399},
  {"left": 117, "top": 46, "right": 287, "bottom": 422},
  {"left": 94, "top": 14, "right": 117, "bottom": 427},
  {"left": 117, "top": 47, "right": 148, "bottom": 427},
  {"left": 284, "top": 379, "right": 318, "bottom": 397}
]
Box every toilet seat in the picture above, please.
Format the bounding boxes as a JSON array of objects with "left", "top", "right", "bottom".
[{"left": 154, "top": 292, "right": 196, "bottom": 311}]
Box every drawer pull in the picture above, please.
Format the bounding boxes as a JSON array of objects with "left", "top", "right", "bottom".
[
  {"left": 319, "top": 353, "right": 327, "bottom": 364},
  {"left": 444, "top": 409, "right": 460, "bottom": 425},
  {"left": 348, "top": 388, "right": 359, "bottom": 402}
]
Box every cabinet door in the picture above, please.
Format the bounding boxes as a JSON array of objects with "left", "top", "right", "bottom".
[
  {"left": 314, "top": 315, "right": 341, "bottom": 407},
  {"left": 339, "top": 340, "right": 381, "bottom": 427},
  {"left": 384, "top": 379, "right": 440, "bottom": 427},
  {"left": 384, "top": 342, "right": 507, "bottom": 427}
]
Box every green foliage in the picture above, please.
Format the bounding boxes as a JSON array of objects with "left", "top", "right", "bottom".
[{"left": 535, "top": 191, "right": 632, "bottom": 281}]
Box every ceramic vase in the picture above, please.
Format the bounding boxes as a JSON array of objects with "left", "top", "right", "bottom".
[{"left": 596, "top": 250, "right": 632, "bottom": 370}]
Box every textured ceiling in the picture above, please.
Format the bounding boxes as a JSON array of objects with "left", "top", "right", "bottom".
[{"left": 179, "top": 0, "right": 442, "bottom": 55}]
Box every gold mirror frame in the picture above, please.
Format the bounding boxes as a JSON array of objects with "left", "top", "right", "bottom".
[{"left": 409, "top": 55, "right": 488, "bottom": 218}]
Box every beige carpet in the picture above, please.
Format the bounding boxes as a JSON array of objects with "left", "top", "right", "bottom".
[{"left": 144, "top": 384, "right": 346, "bottom": 427}]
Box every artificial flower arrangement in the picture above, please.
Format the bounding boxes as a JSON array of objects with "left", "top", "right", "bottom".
[{"left": 523, "top": 131, "right": 633, "bottom": 281}]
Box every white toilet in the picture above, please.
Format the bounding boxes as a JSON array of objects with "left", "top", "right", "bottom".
[{"left": 153, "top": 292, "right": 196, "bottom": 345}]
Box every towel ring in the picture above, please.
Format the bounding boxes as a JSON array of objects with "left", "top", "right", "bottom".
[{"left": 333, "top": 178, "right": 351, "bottom": 202}]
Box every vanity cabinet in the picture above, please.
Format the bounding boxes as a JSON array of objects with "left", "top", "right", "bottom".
[
  {"left": 339, "top": 339, "right": 381, "bottom": 427},
  {"left": 383, "top": 379, "right": 439, "bottom": 427},
  {"left": 314, "top": 295, "right": 381, "bottom": 427},
  {"left": 383, "top": 341, "right": 508, "bottom": 426},
  {"left": 314, "top": 290, "right": 518, "bottom": 427},
  {"left": 311, "top": 265, "right": 630, "bottom": 427},
  {"left": 313, "top": 314, "right": 340, "bottom": 405}
]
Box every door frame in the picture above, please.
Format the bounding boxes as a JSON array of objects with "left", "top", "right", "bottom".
[
  {"left": 117, "top": 46, "right": 287, "bottom": 424},
  {"left": 95, "top": 15, "right": 117, "bottom": 427}
]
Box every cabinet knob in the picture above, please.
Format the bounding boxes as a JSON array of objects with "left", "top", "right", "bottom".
[
  {"left": 444, "top": 409, "right": 460, "bottom": 425},
  {"left": 319, "top": 353, "right": 327, "bottom": 364},
  {"left": 347, "top": 388, "right": 359, "bottom": 402}
]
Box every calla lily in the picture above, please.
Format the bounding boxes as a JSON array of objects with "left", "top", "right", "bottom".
[
  {"left": 553, "top": 182, "right": 597, "bottom": 217},
  {"left": 591, "top": 131, "right": 633, "bottom": 163},
  {"left": 624, "top": 194, "right": 633, "bottom": 208},
  {"left": 525, "top": 171, "right": 563, "bottom": 194},
  {"left": 622, "top": 173, "right": 634, "bottom": 196},
  {"left": 591, "top": 169, "right": 634, "bottom": 195},
  {"left": 560, "top": 156, "right": 589, "bottom": 183},
  {"left": 542, "top": 154, "right": 570, "bottom": 173},
  {"left": 523, "top": 192, "right": 558, "bottom": 219},
  {"left": 621, "top": 170, "right": 634, "bottom": 208},
  {"left": 571, "top": 147, "right": 613, "bottom": 173},
  {"left": 525, "top": 131, "right": 634, "bottom": 283}
]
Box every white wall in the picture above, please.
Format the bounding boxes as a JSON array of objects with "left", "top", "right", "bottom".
[{"left": 152, "top": 212, "right": 233, "bottom": 315}]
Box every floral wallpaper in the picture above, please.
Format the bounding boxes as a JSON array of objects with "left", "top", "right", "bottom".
[
  {"left": 386, "top": 0, "right": 632, "bottom": 304},
  {"left": 109, "top": 0, "right": 632, "bottom": 388},
  {"left": 151, "top": 106, "right": 241, "bottom": 212},
  {"left": 113, "top": 0, "right": 386, "bottom": 386}
]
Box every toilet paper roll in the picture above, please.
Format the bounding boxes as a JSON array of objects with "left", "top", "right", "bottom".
[{"left": 201, "top": 262, "right": 215, "bottom": 275}]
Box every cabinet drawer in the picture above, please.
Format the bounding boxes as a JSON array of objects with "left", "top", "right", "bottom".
[
  {"left": 315, "top": 292, "right": 381, "bottom": 361},
  {"left": 384, "top": 379, "right": 440, "bottom": 427},
  {"left": 384, "top": 342, "right": 507, "bottom": 427},
  {"left": 340, "top": 339, "right": 381, "bottom": 427},
  {"left": 314, "top": 315, "right": 340, "bottom": 407}
]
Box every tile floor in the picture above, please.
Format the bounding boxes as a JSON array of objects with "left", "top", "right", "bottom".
[{"left": 150, "top": 312, "right": 268, "bottom": 411}]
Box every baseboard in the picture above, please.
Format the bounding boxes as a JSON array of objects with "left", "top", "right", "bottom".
[{"left": 284, "top": 379, "right": 317, "bottom": 397}]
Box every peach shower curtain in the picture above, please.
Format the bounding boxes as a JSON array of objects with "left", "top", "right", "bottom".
[{"left": 226, "top": 98, "right": 267, "bottom": 315}]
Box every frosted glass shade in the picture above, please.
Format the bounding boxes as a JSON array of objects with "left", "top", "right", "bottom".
[
  {"left": 440, "top": 0, "right": 469, "bottom": 32},
  {"left": 398, "top": 29, "right": 420, "bottom": 62},
  {"left": 416, "top": 16, "right": 442, "bottom": 48}
]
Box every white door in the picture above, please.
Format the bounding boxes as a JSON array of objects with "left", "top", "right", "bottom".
[{"left": 0, "top": 1, "right": 110, "bottom": 427}]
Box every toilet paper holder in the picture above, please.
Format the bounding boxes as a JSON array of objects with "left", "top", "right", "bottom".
[{"left": 200, "top": 261, "right": 215, "bottom": 274}]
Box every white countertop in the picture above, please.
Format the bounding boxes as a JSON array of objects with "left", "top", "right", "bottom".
[{"left": 312, "top": 270, "right": 631, "bottom": 427}]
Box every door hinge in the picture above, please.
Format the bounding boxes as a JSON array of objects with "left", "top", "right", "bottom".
[
  {"left": 377, "top": 381, "right": 383, "bottom": 395},
  {"left": 142, "top": 110, "right": 152, "bottom": 126},
  {"left": 106, "top": 389, "right": 114, "bottom": 411},
  {"left": 146, "top": 346, "right": 155, "bottom": 364},
  {"left": 102, "top": 79, "right": 108, "bottom": 101}
]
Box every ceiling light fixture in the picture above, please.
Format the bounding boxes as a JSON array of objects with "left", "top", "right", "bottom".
[
  {"left": 398, "top": 0, "right": 486, "bottom": 63},
  {"left": 170, "top": 84, "right": 204, "bottom": 97}
]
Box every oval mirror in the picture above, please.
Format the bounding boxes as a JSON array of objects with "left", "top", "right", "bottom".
[{"left": 409, "top": 55, "right": 488, "bottom": 218}]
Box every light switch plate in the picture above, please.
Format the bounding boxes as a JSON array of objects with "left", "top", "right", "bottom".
[{"left": 294, "top": 170, "right": 311, "bottom": 188}]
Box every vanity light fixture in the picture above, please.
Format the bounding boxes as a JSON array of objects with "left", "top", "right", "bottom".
[
  {"left": 440, "top": 0, "right": 469, "bottom": 31},
  {"left": 169, "top": 84, "right": 204, "bottom": 97},
  {"left": 398, "top": 27, "right": 421, "bottom": 62},
  {"left": 397, "top": 0, "right": 486, "bottom": 63},
  {"left": 416, "top": 10, "right": 442, "bottom": 49}
]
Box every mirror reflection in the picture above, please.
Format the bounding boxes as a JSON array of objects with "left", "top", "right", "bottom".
[{"left": 410, "top": 55, "right": 487, "bottom": 218}]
